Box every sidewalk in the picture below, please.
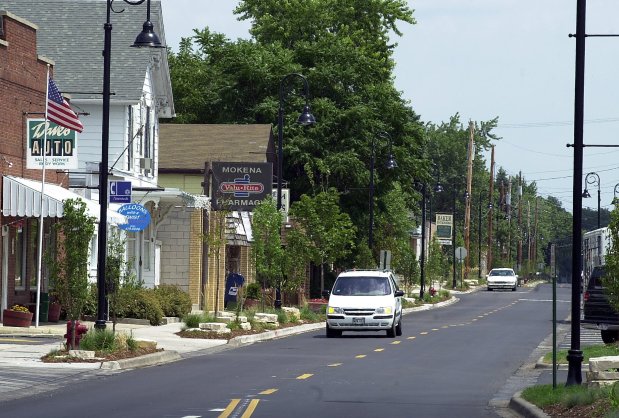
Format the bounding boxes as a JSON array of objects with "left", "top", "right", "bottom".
[{"left": 0, "top": 320, "right": 230, "bottom": 369}]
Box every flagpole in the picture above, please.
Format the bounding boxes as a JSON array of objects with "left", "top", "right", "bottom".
[{"left": 35, "top": 65, "right": 51, "bottom": 328}]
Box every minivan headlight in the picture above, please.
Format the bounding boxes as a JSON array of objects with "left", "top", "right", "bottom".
[
  {"left": 328, "top": 306, "right": 344, "bottom": 314},
  {"left": 375, "top": 307, "right": 392, "bottom": 314}
]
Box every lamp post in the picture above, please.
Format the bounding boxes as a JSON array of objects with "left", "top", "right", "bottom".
[
  {"left": 419, "top": 179, "right": 442, "bottom": 299},
  {"left": 368, "top": 132, "right": 397, "bottom": 253},
  {"left": 582, "top": 172, "right": 601, "bottom": 229},
  {"left": 612, "top": 183, "right": 619, "bottom": 206},
  {"left": 95, "top": 0, "right": 163, "bottom": 330},
  {"left": 276, "top": 73, "right": 316, "bottom": 212},
  {"left": 566, "top": 0, "right": 586, "bottom": 386},
  {"left": 275, "top": 73, "right": 315, "bottom": 309}
]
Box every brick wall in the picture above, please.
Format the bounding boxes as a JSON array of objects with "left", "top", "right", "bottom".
[{"left": 0, "top": 13, "right": 66, "bottom": 310}]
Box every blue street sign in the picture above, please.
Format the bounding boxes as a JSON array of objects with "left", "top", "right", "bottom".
[{"left": 109, "top": 181, "right": 132, "bottom": 203}]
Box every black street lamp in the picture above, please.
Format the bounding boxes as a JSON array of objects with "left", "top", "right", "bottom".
[
  {"left": 277, "top": 73, "right": 316, "bottom": 212},
  {"left": 96, "top": 0, "right": 164, "bottom": 330},
  {"left": 368, "top": 132, "right": 397, "bottom": 253},
  {"left": 276, "top": 73, "right": 315, "bottom": 309},
  {"left": 419, "top": 179, "right": 442, "bottom": 299},
  {"left": 582, "top": 172, "right": 601, "bottom": 229},
  {"left": 612, "top": 184, "right": 619, "bottom": 206}
]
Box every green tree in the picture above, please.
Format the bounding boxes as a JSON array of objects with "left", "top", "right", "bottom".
[
  {"left": 426, "top": 236, "right": 449, "bottom": 290},
  {"left": 289, "top": 189, "right": 356, "bottom": 291},
  {"left": 105, "top": 229, "right": 138, "bottom": 333},
  {"left": 47, "top": 199, "right": 96, "bottom": 349},
  {"left": 251, "top": 197, "right": 284, "bottom": 307},
  {"left": 603, "top": 204, "right": 619, "bottom": 310},
  {"left": 168, "top": 0, "right": 425, "bottom": 265}
]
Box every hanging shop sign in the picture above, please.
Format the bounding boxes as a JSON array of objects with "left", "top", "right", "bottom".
[
  {"left": 117, "top": 203, "right": 151, "bottom": 232},
  {"left": 26, "top": 119, "right": 78, "bottom": 169},
  {"left": 436, "top": 213, "right": 453, "bottom": 245},
  {"left": 211, "top": 162, "right": 273, "bottom": 211}
]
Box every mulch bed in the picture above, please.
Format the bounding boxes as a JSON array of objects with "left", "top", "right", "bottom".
[
  {"left": 41, "top": 347, "right": 161, "bottom": 363},
  {"left": 542, "top": 398, "right": 612, "bottom": 417}
]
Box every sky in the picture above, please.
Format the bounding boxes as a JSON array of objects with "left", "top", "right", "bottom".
[{"left": 160, "top": 0, "right": 619, "bottom": 213}]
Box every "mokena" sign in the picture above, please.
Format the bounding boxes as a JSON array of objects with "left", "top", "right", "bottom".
[{"left": 211, "top": 162, "right": 273, "bottom": 211}]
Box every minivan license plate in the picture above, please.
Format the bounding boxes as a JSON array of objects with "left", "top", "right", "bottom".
[{"left": 353, "top": 317, "right": 365, "bottom": 325}]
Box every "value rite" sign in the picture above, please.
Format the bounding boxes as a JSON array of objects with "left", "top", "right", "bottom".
[{"left": 211, "top": 162, "right": 272, "bottom": 211}]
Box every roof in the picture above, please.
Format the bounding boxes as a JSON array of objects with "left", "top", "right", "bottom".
[
  {"left": 0, "top": 0, "right": 172, "bottom": 111},
  {"left": 158, "top": 124, "right": 275, "bottom": 171}
]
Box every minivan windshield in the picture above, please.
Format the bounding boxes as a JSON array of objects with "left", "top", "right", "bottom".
[
  {"left": 489, "top": 270, "right": 515, "bottom": 277},
  {"left": 332, "top": 276, "right": 392, "bottom": 296}
]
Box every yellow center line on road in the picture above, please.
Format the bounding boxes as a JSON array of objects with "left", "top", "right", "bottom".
[
  {"left": 240, "top": 399, "right": 260, "bottom": 418},
  {"left": 431, "top": 328, "right": 439, "bottom": 331},
  {"left": 355, "top": 355, "right": 367, "bottom": 359},
  {"left": 441, "top": 326, "right": 449, "bottom": 329},
  {"left": 218, "top": 399, "right": 240, "bottom": 418},
  {"left": 407, "top": 336, "right": 416, "bottom": 340},
  {"left": 472, "top": 319, "right": 478, "bottom": 321},
  {"left": 478, "top": 315, "right": 484, "bottom": 318},
  {"left": 296, "top": 374, "right": 313, "bottom": 379},
  {"left": 259, "top": 389, "right": 278, "bottom": 395},
  {"left": 374, "top": 348, "right": 385, "bottom": 352},
  {"left": 327, "top": 363, "right": 342, "bottom": 367},
  {"left": 391, "top": 341, "right": 401, "bottom": 345},
  {"left": 420, "top": 332, "right": 428, "bottom": 335}
]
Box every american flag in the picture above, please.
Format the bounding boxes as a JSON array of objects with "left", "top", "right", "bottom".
[{"left": 47, "top": 77, "right": 84, "bottom": 133}]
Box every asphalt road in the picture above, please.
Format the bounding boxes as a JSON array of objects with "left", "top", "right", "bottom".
[{"left": 0, "top": 284, "right": 572, "bottom": 418}]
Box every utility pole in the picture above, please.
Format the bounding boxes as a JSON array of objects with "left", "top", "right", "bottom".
[
  {"left": 464, "top": 121, "right": 474, "bottom": 281},
  {"left": 506, "top": 179, "right": 512, "bottom": 263},
  {"left": 531, "top": 197, "right": 539, "bottom": 270},
  {"left": 527, "top": 200, "right": 531, "bottom": 272},
  {"left": 487, "top": 146, "right": 495, "bottom": 271},
  {"left": 517, "top": 172, "right": 523, "bottom": 273}
]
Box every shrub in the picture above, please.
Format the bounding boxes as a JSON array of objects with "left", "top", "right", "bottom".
[
  {"left": 120, "top": 288, "right": 163, "bottom": 325},
  {"left": 299, "top": 306, "right": 320, "bottom": 322},
  {"left": 80, "top": 329, "right": 117, "bottom": 352},
  {"left": 79, "top": 329, "right": 137, "bottom": 353},
  {"left": 245, "top": 282, "right": 261, "bottom": 300},
  {"left": 154, "top": 285, "right": 192, "bottom": 317},
  {"left": 183, "top": 313, "right": 203, "bottom": 329}
]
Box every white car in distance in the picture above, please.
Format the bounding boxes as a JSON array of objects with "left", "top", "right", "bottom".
[{"left": 486, "top": 268, "right": 518, "bottom": 291}]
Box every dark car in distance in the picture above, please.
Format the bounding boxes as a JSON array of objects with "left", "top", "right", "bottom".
[{"left": 582, "top": 266, "right": 619, "bottom": 343}]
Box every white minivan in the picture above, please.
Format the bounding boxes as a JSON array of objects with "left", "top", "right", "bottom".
[{"left": 323, "top": 269, "right": 404, "bottom": 338}]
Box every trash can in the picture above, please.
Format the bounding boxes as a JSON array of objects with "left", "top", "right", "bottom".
[{"left": 38, "top": 293, "right": 49, "bottom": 322}]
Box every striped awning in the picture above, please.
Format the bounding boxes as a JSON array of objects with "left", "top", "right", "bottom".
[{"left": 2, "top": 175, "right": 126, "bottom": 224}]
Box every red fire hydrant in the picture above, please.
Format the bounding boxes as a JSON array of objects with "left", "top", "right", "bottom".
[
  {"left": 429, "top": 287, "right": 437, "bottom": 297},
  {"left": 64, "top": 320, "right": 88, "bottom": 348}
]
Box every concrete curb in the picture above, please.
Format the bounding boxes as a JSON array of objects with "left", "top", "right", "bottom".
[
  {"left": 100, "top": 350, "right": 182, "bottom": 370},
  {"left": 228, "top": 323, "right": 325, "bottom": 347},
  {"left": 509, "top": 391, "right": 549, "bottom": 418}
]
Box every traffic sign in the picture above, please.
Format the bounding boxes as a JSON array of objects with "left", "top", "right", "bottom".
[
  {"left": 455, "top": 246, "right": 468, "bottom": 261},
  {"left": 109, "top": 181, "right": 132, "bottom": 204}
]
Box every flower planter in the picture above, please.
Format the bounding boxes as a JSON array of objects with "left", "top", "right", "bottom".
[
  {"left": 2, "top": 309, "right": 33, "bottom": 327},
  {"left": 48, "top": 303, "right": 61, "bottom": 322}
]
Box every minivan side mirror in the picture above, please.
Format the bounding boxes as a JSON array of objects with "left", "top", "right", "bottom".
[
  {"left": 321, "top": 290, "right": 330, "bottom": 299},
  {"left": 394, "top": 290, "right": 404, "bottom": 297}
]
